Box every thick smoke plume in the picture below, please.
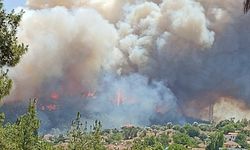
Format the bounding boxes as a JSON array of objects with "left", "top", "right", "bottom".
[{"left": 1, "top": 0, "right": 250, "bottom": 131}]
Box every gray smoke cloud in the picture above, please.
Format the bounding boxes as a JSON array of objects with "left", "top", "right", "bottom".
[{"left": 2, "top": 0, "right": 250, "bottom": 131}]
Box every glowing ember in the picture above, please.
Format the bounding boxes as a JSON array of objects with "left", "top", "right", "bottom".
[
  {"left": 50, "top": 91, "right": 60, "bottom": 100},
  {"left": 46, "top": 104, "right": 57, "bottom": 111},
  {"left": 40, "top": 104, "right": 57, "bottom": 111},
  {"left": 155, "top": 104, "right": 168, "bottom": 114},
  {"left": 82, "top": 90, "right": 96, "bottom": 98}
]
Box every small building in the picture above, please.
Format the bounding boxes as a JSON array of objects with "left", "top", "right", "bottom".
[
  {"left": 225, "top": 132, "right": 238, "bottom": 142},
  {"left": 43, "top": 134, "right": 54, "bottom": 142},
  {"left": 246, "top": 137, "right": 250, "bottom": 144}
]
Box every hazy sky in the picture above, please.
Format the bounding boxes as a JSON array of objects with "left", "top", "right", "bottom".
[{"left": 3, "top": 0, "right": 25, "bottom": 10}]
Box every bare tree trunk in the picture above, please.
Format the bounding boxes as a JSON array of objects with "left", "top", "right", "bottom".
[{"left": 244, "top": 0, "right": 250, "bottom": 13}]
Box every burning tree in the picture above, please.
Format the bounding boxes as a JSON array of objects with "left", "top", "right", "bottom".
[{"left": 0, "top": 0, "right": 28, "bottom": 100}]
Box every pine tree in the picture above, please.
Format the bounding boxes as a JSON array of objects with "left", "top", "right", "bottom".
[
  {"left": 15, "top": 98, "right": 40, "bottom": 150},
  {"left": 68, "top": 112, "right": 88, "bottom": 150},
  {"left": 206, "top": 132, "right": 224, "bottom": 150},
  {"left": 91, "top": 120, "right": 106, "bottom": 150},
  {"left": 0, "top": 112, "right": 4, "bottom": 126},
  {"left": 68, "top": 113, "right": 106, "bottom": 150},
  {"left": 0, "top": 0, "right": 28, "bottom": 100},
  {"left": 0, "top": 98, "right": 53, "bottom": 150}
]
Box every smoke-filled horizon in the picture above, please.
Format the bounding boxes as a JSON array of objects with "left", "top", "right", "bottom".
[{"left": 1, "top": 0, "right": 250, "bottom": 132}]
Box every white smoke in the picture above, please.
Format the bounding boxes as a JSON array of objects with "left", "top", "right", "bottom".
[
  {"left": 87, "top": 74, "right": 178, "bottom": 127},
  {"left": 8, "top": 7, "right": 118, "bottom": 100},
  {"left": 3, "top": 0, "right": 250, "bottom": 129}
]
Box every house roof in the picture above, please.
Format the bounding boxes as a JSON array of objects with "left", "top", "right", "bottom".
[
  {"left": 227, "top": 132, "right": 238, "bottom": 135},
  {"left": 224, "top": 141, "right": 240, "bottom": 146}
]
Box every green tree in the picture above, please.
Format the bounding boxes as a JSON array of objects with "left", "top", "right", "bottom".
[
  {"left": 216, "top": 120, "right": 232, "bottom": 128},
  {"left": 15, "top": 98, "right": 41, "bottom": 150},
  {"left": 235, "top": 132, "right": 250, "bottom": 149},
  {"left": 131, "top": 138, "right": 147, "bottom": 150},
  {"left": 0, "top": 123, "right": 20, "bottom": 149},
  {"left": 168, "top": 144, "right": 188, "bottom": 150},
  {"left": 156, "top": 133, "right": 169, "bottom": 148},
  {"left": 122, "top": 126, "right": 139, "bottom": 140},
  {"left": 206, "top": 132, "right": 224, "bottom": 150},
  {"left": 144, "top": 136, "right": 157, "bottom": 147},
  {"left": 68, "top": 112, "right": 87, "bottom": 150},
  {"left": 90, "top": 120, "right": 106, "bottom": 150},
  {"left": 221, "top": 124, "right": 235, "bottom": 134},
  {"left": 0, "top": 98, "right": 53, "bottom": 150},
  {"left": 36, "top": 140, "right": 54, "bottom": 150},
  {"left": 198, "top": 132, "right": 208, "bottom": 142},
  {"left": 173, "top": 125, "right": 181, "bottom": 131},
  {"left": 240, "top": 118, "right": 248, "bottom": 127},
  {"left": 167, "top": 122, "right": 173, "bottom": 129},
  {"left": 216, "top": 119, "right": 237, "bottom": 134},
  {"left": 183, "top": 124, "right": 200, "bottom": 137},
  {"left": 68, "top": 112, "right": 106, "bottom": 150},
  {"left": 0, "top": 0, "right": 28, "bottom": 100},
  {"left": 0, "top": 112, "right": 4, "bottom": 125},
  {"left": 131, "top": 136, "right": 164, "bottom": 150},
  {"left": 173, "top": 132, "right": 197, "bottom": 147},
  {"left": 108, "top": 132, "right": 123, "bottom": 144}
]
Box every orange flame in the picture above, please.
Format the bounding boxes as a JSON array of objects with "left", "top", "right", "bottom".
[
  {"left": 82, "top": 90, "right": 96, "bottom": 98},
  {"left": 40, "top": 104, "right": 57, "bottom": 111},
  {"left": 50, "top": 91, "right": 60, "bottom": 100},
  {"left": 46, "top": 104, "right": 57, "bottom": 111},
  {"left": 115, "top": 89, "right": 124, "bottom": 106}
]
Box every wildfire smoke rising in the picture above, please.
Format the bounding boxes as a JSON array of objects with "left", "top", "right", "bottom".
[{"left": 2, "top": 0, "right": 250, "bottom": 131}]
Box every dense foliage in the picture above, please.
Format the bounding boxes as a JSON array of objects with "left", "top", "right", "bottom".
[
  {"left": 0, "top": 101, "right": 106, "bottom": 150},
  {"left": 0, "top": 0, "right": 28, "bottom": 100},
  {"left": 1, "top": 101, "right": 250, "bottom": 150},
  {"left": 0, "top": 99, "right": 52, "bottom": 150},
  {"left": 206, "top": 132, "right": 224, "bottom": 150},
  {"left": 67, "top": 112, "right": 106, "bottom": 150},
  {"left": 235, "top": 132, "right": 250, "bottom": 149}
]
